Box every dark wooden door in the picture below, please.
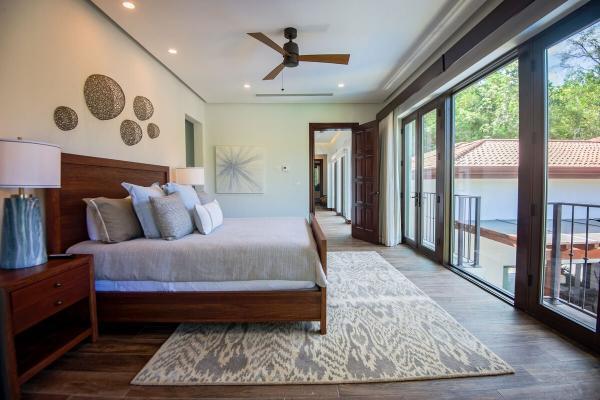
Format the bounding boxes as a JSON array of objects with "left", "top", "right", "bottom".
[{"left": 352, "top": 120, "right": 379, "bottom": 243}]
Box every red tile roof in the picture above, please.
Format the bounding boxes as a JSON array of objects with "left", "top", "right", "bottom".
[{"left": 423, "top": 139, "right": 600, "bottom": 177}]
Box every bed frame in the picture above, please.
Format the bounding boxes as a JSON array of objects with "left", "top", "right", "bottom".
[{"left": 45, "top": 153, "right": 328, "bottom": 334}]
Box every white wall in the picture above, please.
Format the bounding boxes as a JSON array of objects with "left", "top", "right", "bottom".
[
  {"left": 0, "top": 0, "right": 205, "bottom": 239},
  {"left": 446, "top": 178, "right": 600, "bottom": 221},
  {"left": 204, "top": 104, "right": 377, "bottom": 217}
]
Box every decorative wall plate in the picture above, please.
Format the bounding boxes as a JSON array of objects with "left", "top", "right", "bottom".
[
  {"left": 120, "top": 120, "right": 142, "bottom": 146},
  {"left": 84, "top": 74, "right": 125, "bottom": 120},
  {"left": 147, "top": 123, "right": 160, "bottom": 139},
  {"left": 133, "top": 96, "right": 154, "bottom": 121},
  {"left": 53, "top": 106, "right": 78, "bottom": 131}
]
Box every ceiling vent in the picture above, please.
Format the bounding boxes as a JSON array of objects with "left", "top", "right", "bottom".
[{"left": 255, "top": 93, "right": 333, "bottom": 97}]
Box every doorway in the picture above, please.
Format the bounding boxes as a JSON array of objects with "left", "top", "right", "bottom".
[
  {"left": 309, "top": 123, "right": 357, "bottom": 216},
  {"left": 401, "top": 101, "right": 443, "bottom": 260}
]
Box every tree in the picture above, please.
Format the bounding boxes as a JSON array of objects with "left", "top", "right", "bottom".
[
  {"left": 452, "top": 23, "right": 599, "bottom": 143},
  {"left": 549, "top": 25, "right": 600, "bottom": 140}
]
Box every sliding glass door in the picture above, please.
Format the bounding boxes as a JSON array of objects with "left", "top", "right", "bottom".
[
  {"left": 402, "top": 102, "right": 441, "bottom": 259},
  {"left": 450, "top": 58, "right": 520, "bottom": 296},
  {"left": 523, "top": 10, "right": 600, "bottom": 346}
]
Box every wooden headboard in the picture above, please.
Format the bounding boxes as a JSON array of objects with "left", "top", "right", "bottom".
[{"left": 46, "top": 153, "right": 170, "bottom": 253}]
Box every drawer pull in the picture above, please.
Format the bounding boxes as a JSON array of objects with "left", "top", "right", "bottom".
[
  {"left": 55, "top": 300, "right": 64, "bottom": 306},
  {"left": 54, "top": 282, "right": 63, "bottom": 288}
]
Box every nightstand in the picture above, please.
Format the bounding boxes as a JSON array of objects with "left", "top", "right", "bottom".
[{"left": 0, "top": 255, "right": 98, "bottom": 399}]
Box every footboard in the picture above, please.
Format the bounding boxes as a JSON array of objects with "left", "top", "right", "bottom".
[
  {"left": 309, "top": 213, "right": 327, "bottom": 334},
  {"left": 309, "top": 213, "right": 327, "bottom": 274}
]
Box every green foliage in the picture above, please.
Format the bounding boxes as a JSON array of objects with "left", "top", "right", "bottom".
[
  {"left": 452, "top": 24, "right": 599, "bottom": 142},
  {"left": 549, "top": 71, "right": 600, "bottom": 139},
  {"left": 454, "top": 61, "right": 519, "bottom": 142}
]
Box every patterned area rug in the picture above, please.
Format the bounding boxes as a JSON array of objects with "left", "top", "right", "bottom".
[{"left": 132, "top": 251, "right": 513, "bottom": 385}]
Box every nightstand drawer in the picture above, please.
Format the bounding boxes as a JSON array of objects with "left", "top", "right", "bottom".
[{"left": 11, "top": 265, "right": 90, "bottom": 333}]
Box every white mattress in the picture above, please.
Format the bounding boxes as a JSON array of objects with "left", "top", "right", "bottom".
[{"left": 95, "top": 280, "right": 317, "bottom": 292}]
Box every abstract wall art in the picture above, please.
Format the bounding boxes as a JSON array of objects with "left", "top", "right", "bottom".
[
  {"left": 83, "top": 74, "right": 125, "bottom": 120},
  {"left": 216, "top": 146, "right": 265, "bottom": 194},
  {"left": 133, "top": 96, "right": 154, "bottom": 120},
  {"left": 53, "top": 106, "right": 78, "bottom": 131},
  {"left": 120, "top": 120, "right": 142, "bottom": 146}
]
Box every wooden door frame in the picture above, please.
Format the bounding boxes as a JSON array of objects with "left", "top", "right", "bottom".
[{"left": 309, "top": 123, "right": 359, "bottom": 214}]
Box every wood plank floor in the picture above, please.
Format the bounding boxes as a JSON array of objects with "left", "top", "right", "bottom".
[{"left": 22, "top": 210, "right": 599, "bottom": 400}]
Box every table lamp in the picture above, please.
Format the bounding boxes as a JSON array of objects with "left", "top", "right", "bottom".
[
  {"left": 175, "top": 167, "right": 205, "bottom": 187},
  {"left": 0, "top": 138, "right": 61, "bottom": 269}
]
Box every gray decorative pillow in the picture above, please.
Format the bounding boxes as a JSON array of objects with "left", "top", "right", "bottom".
[
  {"left": 83, "top": 197, "right": 142, "bottom": 243},
  {"left": 150, "top": 193, "right": 194, "bottom": 240}
]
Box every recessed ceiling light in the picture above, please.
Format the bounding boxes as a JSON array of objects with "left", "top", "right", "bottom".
[
  {"left": 122, "top": 1, "right": 135, "bottom": 9},
  {"left": 243, "top": 83, "right": 251, "bottom": 89},
  {"left": 168, "top": 48, "right": 178, "bottom": 54},
  {"left": 337, "top": 83, "right": 345, "bottom": 88}
]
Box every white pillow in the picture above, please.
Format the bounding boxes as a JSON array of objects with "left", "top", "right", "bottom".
[
  {"left": 204, "top": 200, "right": 223, "bottom": 229},
  {"left": 193, "top": 203, "right": 213, "bottom": 234},
  {"left": 192, "top": 200, "right": 223, "bottom": 235}
]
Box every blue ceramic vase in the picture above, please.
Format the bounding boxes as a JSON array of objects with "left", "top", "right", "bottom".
[{"left": 0, "top": 196, "right": 47, "bottom": 269}]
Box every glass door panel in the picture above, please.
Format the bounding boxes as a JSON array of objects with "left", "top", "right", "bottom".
[
  {"left": 451, "top": 59, "right": 520, "bottom": 296},
  {"left": 541, "top": 21, "right": 599, "bottom": 330},
  {"left": 421, "top": 110, "right": 437, "bottom": 251},
  {"left": 404, "top": 119, "right": 417, "bottom": 243}
]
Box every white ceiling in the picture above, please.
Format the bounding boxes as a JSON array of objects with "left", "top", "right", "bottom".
[
  {"left": 93, "top": 0, "right": 484, "bottom": 103},
  {"left": 315, "top": 129, "right": 349, "bottom": 144}
]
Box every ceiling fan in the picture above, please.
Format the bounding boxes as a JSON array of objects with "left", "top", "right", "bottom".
[{"left": 247, "top": 27, "right": 350, "bottom": 80}]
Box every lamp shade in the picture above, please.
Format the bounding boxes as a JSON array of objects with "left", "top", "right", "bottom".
[
  {"left": 0, "top": 139, "right": 61, "bottom": 188},
  {"left": 175, "top": 167, "right": 205, "bottom": 185}
]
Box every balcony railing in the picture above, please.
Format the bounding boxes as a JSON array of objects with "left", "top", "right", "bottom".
[
  {"left": 421, "top": 192, "right": 436, "bottom": 250},
  {"left": 453, "top": 194, "right": 481, "bottom": 267},
  {"left": 546, "top": 202, "right": 599, "bottom": 321}
]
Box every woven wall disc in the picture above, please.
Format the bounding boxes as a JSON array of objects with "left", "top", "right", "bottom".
[
  {"left": 147, "top": 123, "right": 160, "bottom": 139},
  {"left": 54, "top": 106, "right": 78, "bottom": 131},
  {"left": 84, "top": 74, "right": 125, "bottom": 120},
  {"left": 133, "top": 96, "right": 154, "bottom": 121},
  {"left": 120, "top": 120, "right": 142, "bottom": 146}
]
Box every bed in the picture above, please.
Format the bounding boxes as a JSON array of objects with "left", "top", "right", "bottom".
[{"left": 45, "top": 153, "right": 328, "bottom": 334}]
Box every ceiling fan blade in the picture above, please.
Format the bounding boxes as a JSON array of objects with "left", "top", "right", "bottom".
[
  {"left": 247, "top": 32, "right": 286, "bottom": 56},
  {"left": 263, "top": 63, "right": 285, "bottom": 80},
  {"left": 298, "top": 54, "right": 350, "bottom": 65}
]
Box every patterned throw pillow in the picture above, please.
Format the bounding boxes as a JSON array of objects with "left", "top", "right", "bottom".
[{"left": 150, "top": 192, "right": 194, "bottom": 240}]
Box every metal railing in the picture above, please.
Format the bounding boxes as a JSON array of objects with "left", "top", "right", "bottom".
[
  {"left": 454, "top": 194, "right": 481, "bottom": 267},
  {"left": 547, "top": 202, "right": 599, "bottom": 318},
  {"left": 421, "top": 192, "right": 437, "bottom": 249}
]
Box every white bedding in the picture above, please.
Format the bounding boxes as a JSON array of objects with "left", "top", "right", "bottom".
[{"left": 95, "top": 280, "right": 317, "bottom": 292}]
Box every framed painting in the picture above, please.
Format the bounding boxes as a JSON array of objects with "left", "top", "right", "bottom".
[{"left": 215, "top": 146, "right": 265, "bottom": 194}]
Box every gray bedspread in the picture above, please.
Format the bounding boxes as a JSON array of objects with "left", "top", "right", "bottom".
[{"left": 68, "top": 217, "right": 327, "bottom": 287}]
